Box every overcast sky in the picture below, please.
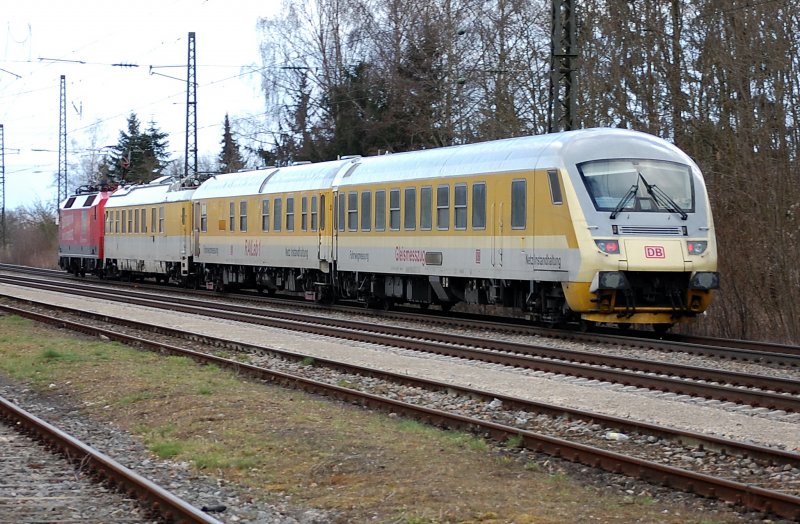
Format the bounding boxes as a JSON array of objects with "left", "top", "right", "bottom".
[{"left": 1, "top": 0, "right": 279, "bottom": 210}]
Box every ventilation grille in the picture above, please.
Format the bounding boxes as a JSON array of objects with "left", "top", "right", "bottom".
[{"left": 619, "top": 226, "right": 683, "bottom": 236}]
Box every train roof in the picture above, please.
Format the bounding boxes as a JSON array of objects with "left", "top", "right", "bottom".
[
  {"left": 60, "top": 190, "right": 110, "bottom": 211},
  {"left": 192, "top": 159, "right": 356, "bottom": 200},
  {"left": 149, "top": 129, "right": 695, "bottom": 202},
  {"left": 336, "top": 128, "right": 694, "bottom": 187},
  {"left": 105, "top": 180, "right": 195, "bottom": 208}
]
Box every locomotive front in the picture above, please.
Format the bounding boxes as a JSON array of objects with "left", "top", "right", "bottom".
[{"left": 558, "top": 130, "right": 719, "bottom": 331}]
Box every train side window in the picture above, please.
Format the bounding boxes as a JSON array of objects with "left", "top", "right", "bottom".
[
  {"left": 420, "top": 186, "right": 432, "bottom": 230},
  {"left": 301, "top": 196, "right": 308, "bottom": 231},
  {"left": 261, "top": 199, "right": 269, "bottom": 231},
  {"left": 437, "top": 185, "right": 449, "bottom": 230},
  {"left": 286, "top": 197, "right": 295, "bottom": 231},
  {"left": 472, "top": 182, "right": 486, "bottom": 230},
  {"left": 511, "top": 179, "right": 526, "bottom": 229},
  {"left": 389, "top": 189, "right": 400, "bottom": 230},
  {"left": 361, "top": 191, "right": 371, "bottom": 231},
  {"left": 240, "top": 201, "right": 248, "bottom": 232},
  {"left": 311, "top": 196, "right": 318, "bottom": 231},
  {"left": 347, "top": 191, "right": 358, "bottom": 231},
  {"left": 159, "top": 206, "right": 165, "bottom": 233},
  {"left": 151, "top": 208, "right": 156, "bottom": 234},
  {"left": 547, "top": 170, "right": 563, "bottom": 205},
  {"left": 375, "top": 190, "right": 386, "bottom": 231},
  {"left": 201, "top": 203, "right": 208, "bottom": 232},
  {"left": 454, "top": 184, "right": 467, "bottom": 230},
  {"left": 273, "top": 198, "right": 282, "bottom": 232},
  {"left": 404, "top": 187, "right": 416, "bottom": 230},
  {"left": 337, "top": 194, "right": 346, "bottom": 232},
  {"left": 319, "top": 195, "right": 326, "bottom": 231},
  {"left": 104, "top": 211, "right": 109, "bottom": 233},
  {"left": 134, "top": 209, "right": 140, "bottom": 233},
  {"left": 229, "top": 202, "right": 236, "bottom": 232},
  {"left": 127, "top": 210, "right": 133, "bottom": 233},
  {"left": 141, "top": 207, "right": 147, "bottom": 233},
  {"left": 115, "top": 210, "right": 120, "bottom": 233}
]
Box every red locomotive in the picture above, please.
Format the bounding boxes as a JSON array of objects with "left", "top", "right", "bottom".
[{"left": 57, "top": 185, "right": 112, "bottom": 276}]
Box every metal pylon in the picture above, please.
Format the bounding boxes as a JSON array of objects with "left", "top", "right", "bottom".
[
  {"left": 58, "top": 75, "right": 68, "bottom": 206},
  {"left": 548, "top": 0, "right": 577, "bottom": 133},
  {"left": 1, "top": 123, "right": 5, "bottom": 247},
  {"left": 185, "top": 32, "right": 198, "bottom": 178}
]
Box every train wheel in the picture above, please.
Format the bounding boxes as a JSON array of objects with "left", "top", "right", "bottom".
[
  {"left": 579, "top": 319, "right": 595, "bottom": 332},
  {"left": 617, "top": 322, "right": 631, "bottom": 331}
]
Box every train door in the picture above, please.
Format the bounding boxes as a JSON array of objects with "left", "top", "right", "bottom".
[
  {"left": 332, "top": 191, "right": 340, "bottom": 262},
  {"left": 180, "top": 203, "right": 192, "bottom": 276},
  {"left": 528, "top": 173, "right": 535, "bottom": 264},
  {"left": 318, "top": 193, "right": 332, "bottom": 270},
  {"left": 192, "top": 202, "right": 201, "bottom": 257},
  {"left": 491, "top": 201, "right": 504, "bottom": 268}
]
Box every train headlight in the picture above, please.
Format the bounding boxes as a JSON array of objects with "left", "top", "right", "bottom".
[
  {"left": 690, "top": 271, "right": 720, "bottom": 290},
  {"left": 597, "top": 271, "right": 630, "bottom": 290},
  {"left": 687, "top": 241, "right": 708, "bottom": 255},
  {"left": 595, "top": 239, "right": 620, "bottom": 254}
]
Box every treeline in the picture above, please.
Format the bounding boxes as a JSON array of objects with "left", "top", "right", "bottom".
[{"left": 255, "top": 0, "right": 799, "bottom": 343}]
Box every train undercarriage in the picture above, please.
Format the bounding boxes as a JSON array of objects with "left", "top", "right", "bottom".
[{"left": 94, "top": 256, "right": 712, "bottom": 334}]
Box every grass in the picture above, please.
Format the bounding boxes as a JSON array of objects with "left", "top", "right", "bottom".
[{"left": 0, "top": 312, "right": 744, "bottom": 523}]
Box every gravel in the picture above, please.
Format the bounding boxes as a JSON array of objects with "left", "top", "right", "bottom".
[
  {"left": 2, "top": 281, "right": 800, "bottom": 522},
  {"left": 0, "top": 375, "right": 336, "bottom": 524}
]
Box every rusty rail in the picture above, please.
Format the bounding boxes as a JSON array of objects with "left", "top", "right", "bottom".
[
  {"left": 0, "top": 395, "right": 222, "bottom": 524},
  {"left": 2, "top": 302, "right": 799, "bottom": 520}
]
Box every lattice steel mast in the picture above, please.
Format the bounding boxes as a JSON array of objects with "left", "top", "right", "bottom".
[
  {"left": 548, "top": 0, "right": 577, "bottom": 132},
  {"left": 185, "top": 32, "right": 197, "bottom": 178},
  {"left": 58, "top": 74, "right": 68, "bottom": 206},
  {"left": 1, "top": 123, "right": 5, "bottom": 248}
]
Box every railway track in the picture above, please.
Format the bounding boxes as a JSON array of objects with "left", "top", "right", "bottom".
[
  {"left": 2, "top": 273, "right": 799, "bottom": 416},
  {"left": 0, "top": 394, "right": 222, "bottom": 524},
  {"left": 1, "top": 290, "right": 800, "bottom": 519},
  {"left": 3, "top": 263, "right": 797, "bottom": 363}
]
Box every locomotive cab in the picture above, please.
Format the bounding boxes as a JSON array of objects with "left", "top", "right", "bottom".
[{"left": 564, "top": 149, "right": 720, "bottom": 330}]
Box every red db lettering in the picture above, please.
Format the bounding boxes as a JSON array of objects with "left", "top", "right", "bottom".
[{"left": 645, "top": 246, "right": 665, "bottom": 258}]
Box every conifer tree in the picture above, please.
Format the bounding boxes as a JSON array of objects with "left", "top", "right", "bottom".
[
  {"left": 218, "top": 114, "right": 246, "bottom": 173},
  {"left": 106, "top": 113, "right": 171, "bottom": 184}
]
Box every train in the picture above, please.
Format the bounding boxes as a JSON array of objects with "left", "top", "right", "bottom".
[{"left": 58, "top": 128, "right": 720, "bottom": 332}]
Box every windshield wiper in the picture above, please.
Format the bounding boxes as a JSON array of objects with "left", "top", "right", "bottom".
[
  {"left": 609, "top": 178, "right": 639, "bottom": 219},
  {"left": 637, "top": 172, "right": 688, "bottom": 220}
]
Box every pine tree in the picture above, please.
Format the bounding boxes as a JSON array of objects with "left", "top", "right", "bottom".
[
  {"left": 106, "top": 113, "right": 171, "bottom": 184},
  {"left": 218, "top": 114, "right": 246, "bottom": 173}
]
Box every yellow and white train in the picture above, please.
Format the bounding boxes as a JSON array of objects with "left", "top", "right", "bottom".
[{"left": 95, "top": 128, "right": 719, "bottom": 331}]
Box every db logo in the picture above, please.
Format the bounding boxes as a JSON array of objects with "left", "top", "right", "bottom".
[{"left": 645, "top": 246, "right": 665, "bottom": 258}]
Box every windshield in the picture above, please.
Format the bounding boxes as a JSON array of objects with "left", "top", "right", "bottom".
[{"left": 578, "top": 159, "right": 694, "bottom": 213}]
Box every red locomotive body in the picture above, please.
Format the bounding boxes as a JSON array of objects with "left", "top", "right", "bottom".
[{"left": 58, "top": 187, "right": 111, "bottom": 276}]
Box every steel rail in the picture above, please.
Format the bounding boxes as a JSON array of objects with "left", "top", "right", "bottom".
[
  {"left": 2, "top": 302, "right": 798, "bottom": 520},
  {"left": 2, "top": 276, "right": 800, "bottom": 413},
  {"left": 4, "top": 301, "right": 799, "bottom": 469},
  {"left": 3, "top": 267, "right": 798, "bottom": 362},
  {"left": 0, "top": 395, "right": 223, "bottom": 524}
]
